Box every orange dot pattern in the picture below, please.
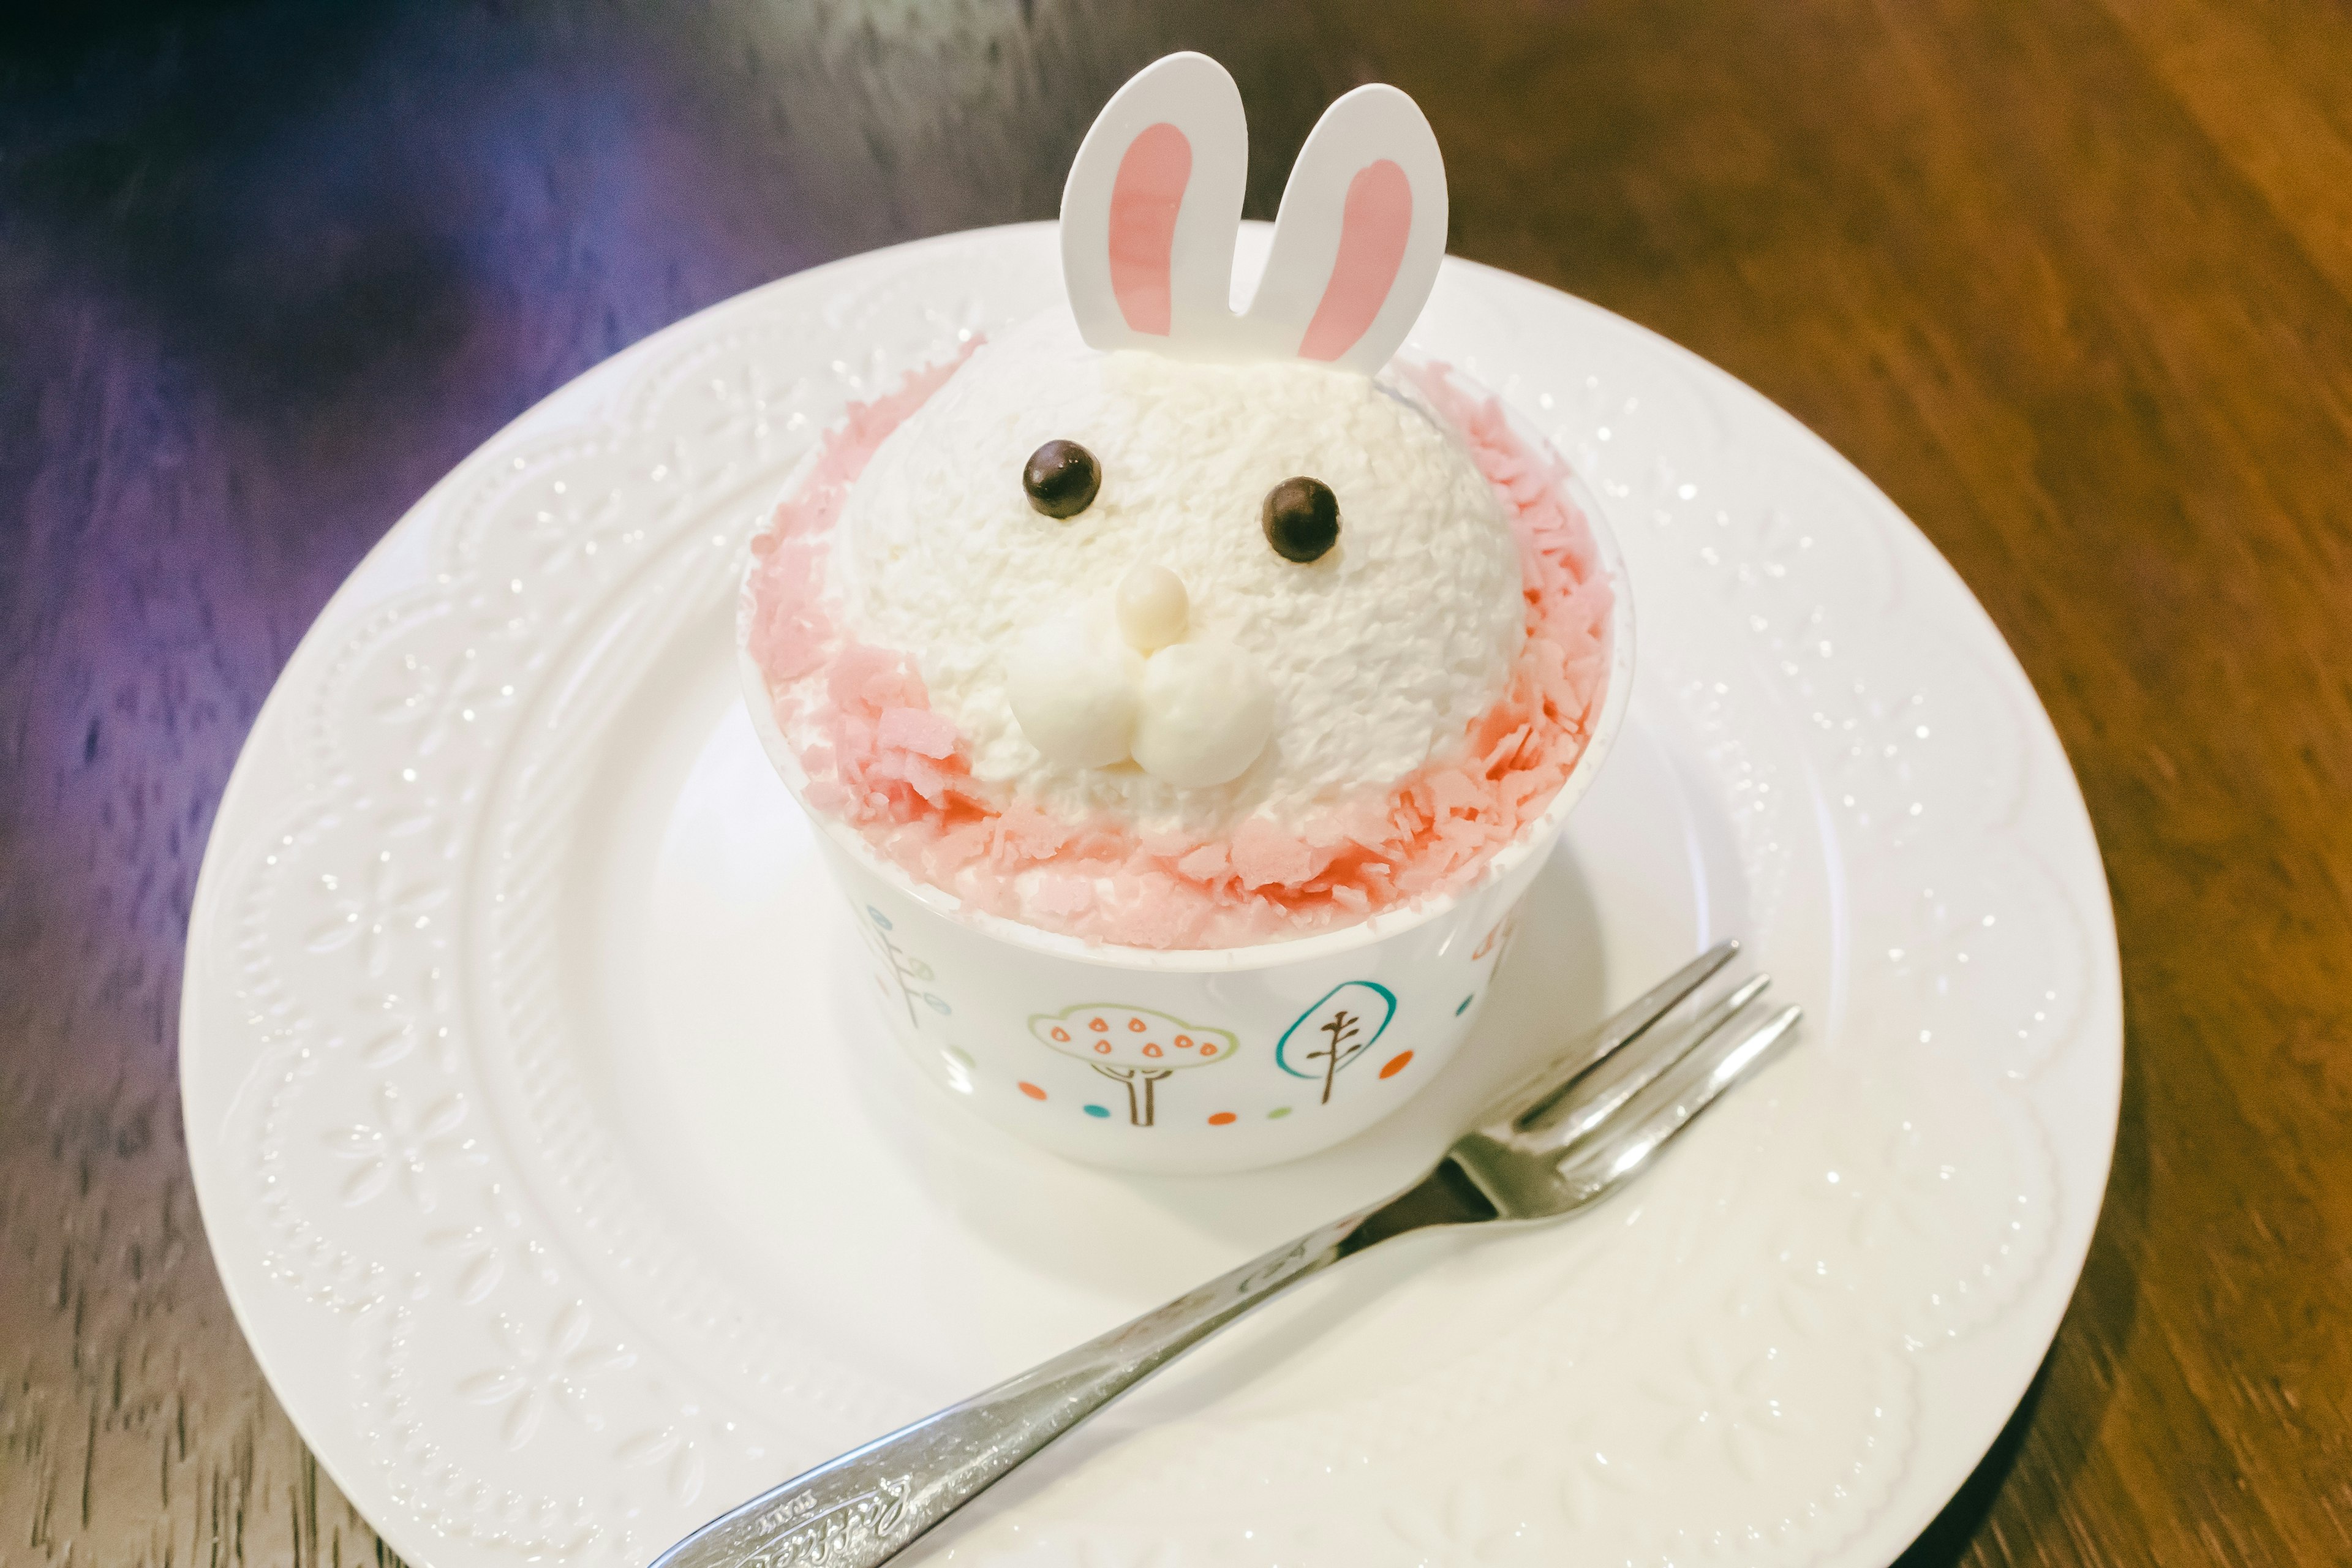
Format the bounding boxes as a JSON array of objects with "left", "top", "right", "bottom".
[{"left": 1060, "top": 1011, "right": 1223, "bottom": 1060}]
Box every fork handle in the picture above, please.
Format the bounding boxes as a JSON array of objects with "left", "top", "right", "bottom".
[{"left": 648, "top": 1177, "right": 1458, "bottom": 1568}]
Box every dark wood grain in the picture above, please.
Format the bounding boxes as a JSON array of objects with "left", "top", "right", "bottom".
[{"left": 3, "top": 2, "right": 2347, "bottom": 1563}]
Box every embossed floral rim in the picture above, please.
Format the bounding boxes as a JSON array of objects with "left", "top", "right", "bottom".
[{"left": 736, "top": 361, "right": 1637, "bottom": 974}]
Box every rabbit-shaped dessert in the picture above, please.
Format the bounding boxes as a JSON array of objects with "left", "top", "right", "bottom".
[
  {"left": 744, "top": 53, "right": 1614, "bottom": 949},
  {"left": 829, "top": 54, "right": 1526, "bottom": 835},
  {"left": 738, "top": 52, "right": 1618, "bottom": 1164}
]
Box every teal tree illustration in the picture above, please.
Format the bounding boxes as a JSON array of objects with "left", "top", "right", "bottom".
[
  {"left": 1276, "top": 981, "right": 1398, "bottom": 1104},
  {"left": 861, "top": 905, "right": 951, "bottom": 1026},
  {"left": 1030, "top": 1004, "right": 1238, "bottom": 1126}
]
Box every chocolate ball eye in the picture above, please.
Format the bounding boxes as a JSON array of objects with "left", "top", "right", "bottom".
[
  {"left": 1261, "top": 476, "right": 1340, "bottom": 563},
  {"left": 1023, "top": 439, "right": 1101, "bottom": 519}
]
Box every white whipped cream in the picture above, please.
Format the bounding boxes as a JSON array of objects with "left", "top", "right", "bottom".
[{"left": 828, "top": 310, "right": 1523, "bottom": 836}]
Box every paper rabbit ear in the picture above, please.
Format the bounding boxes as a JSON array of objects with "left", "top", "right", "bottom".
[
  {"left": 1061, "top": 58, "right": 1447, "bottom": 372},
  {"left": 1240, "top": 84, "right": 1448, "bottom": 374},
  {"left": 1060, "top": 53, "right": 1247, "bottom": 356}
]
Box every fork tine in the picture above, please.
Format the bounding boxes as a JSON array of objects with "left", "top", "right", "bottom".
[
  {"left": 1552, "top": 1001, "right": 1802, "bottom": 1205},
  {"left": 1485, "top": 938, "right": 1740, "bottom": 1131},
  {"left": 1517, "top": 971, "right": 1773, "bottom": 1144}
]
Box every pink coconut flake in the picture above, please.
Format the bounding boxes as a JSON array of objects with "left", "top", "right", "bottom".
[{"left": 744, "top": 350, "right": 1615, "bottom": 949}]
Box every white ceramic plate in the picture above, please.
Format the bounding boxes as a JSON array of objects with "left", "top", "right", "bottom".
[{"left": 182, "top": 224, "right": 2119, "bottom": 1568}]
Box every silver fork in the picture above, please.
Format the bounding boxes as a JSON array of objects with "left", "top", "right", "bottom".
[{"left": 652, "top": 940, "right": 1798, "bottom": 1568}]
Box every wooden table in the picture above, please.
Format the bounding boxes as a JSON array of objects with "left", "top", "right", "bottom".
[{"left": 3, "top": 2, "right": 2345, "bottom": 1562}]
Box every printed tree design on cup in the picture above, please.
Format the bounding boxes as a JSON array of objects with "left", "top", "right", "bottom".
[
  {"left": 1471, "top": 910, "right": 1522, "bottom": 963},
  {"left": 1276, "top": 981, "right": 1398, "bottom": 1104},
  {"left": 1029, "top": 1004, "right": 1238, "bottom": 1126},
  {"left": 858, "top": 905, "right": 951, "bottom": 1027}
]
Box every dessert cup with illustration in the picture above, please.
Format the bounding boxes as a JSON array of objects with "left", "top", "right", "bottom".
[{"left": 733, "top": 53, "right": 1632, "bottom": 1172}]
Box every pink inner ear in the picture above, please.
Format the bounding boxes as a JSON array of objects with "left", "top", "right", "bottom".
[
  {"left": 1297, "top": 158, "right": 1414, "bottom": 363},
  {"left": 1109, "top": 122, "right": 1192, "bottom": 336}
]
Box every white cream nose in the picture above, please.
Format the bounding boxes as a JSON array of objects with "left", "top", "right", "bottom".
[
  {"left": 1006, "top": 565, "right": 1273, "bottom": 789},
  {"left": 1115, "top": 562, "right": 1189, "bottom": 652}
]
